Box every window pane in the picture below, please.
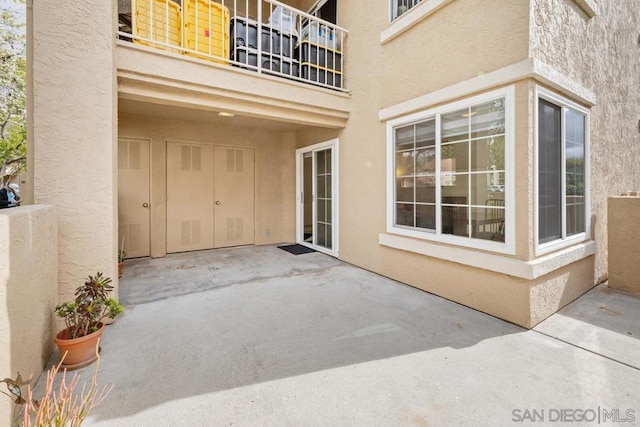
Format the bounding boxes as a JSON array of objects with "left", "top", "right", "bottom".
[
  {"left": 441, "top": 174, "right": 468, "bottom": 204},
  {"left": 396, "top": 177, "right": 414, "bottom": 202},
  {"left": 442, "top": 205, "right": 468, "bottom": 237},
  {"left": 416, "top": 120, "right": 436, "bottom": 148},
  {"left": 316, "top": 150, "right": 326, "bottom": 174},
  {"left": 396, "top": 151, "right": 415, "bottom": 176},
  {"left": 395, "top": 124, "right": 414, "bottom": 151},
  {"left": 416, "top": 204, "right": 436, "bottom": 230},
  {"left": 325, "top": 149, "right": 332, "bottom": 174},
  {"left": 471, "top": 206, "right": 505, "bottom": 242},
  {"left": 396, "top": 203, "right": 414, "bottom": 227},
  {"left": 317, "top": 175, "right": 326, "bottom": 198},
  {"left": 442, "top": 141, "right": 469, "bottom": 173},
  {"left": 471, "top": 172, "right": 505, "bottom": 205},
  {"left": 392, "top": 0, "right": 422, "bottom": 20},
  {"left": 566, "top": 200, "right": 585, "bottom": 236},
  {"left": 442, "top": 108, "right": 469, "bottom": 143},
  {"left": 317, "top": 199, "right": 326, "bottom": 223},
  {"left": 471, "top": 135, "right": 505, "bottom": 172},
  {"left": 416, "top": 176, "right": 436, "bottom": 203},
  {"left": 416, "top": 147, "right": 436, "bottom": 174},
  {"left": 317, "top": 223, "right": 326, "bottom": 246},
  {"left": 566, "top": 109, "right": 586, "bottom": 236},
  {"left": 471, "top": 98, "right": 505, "bottom": 139},
  {"left": 538, "top": 99, "right": 562, "bottom": 244}
]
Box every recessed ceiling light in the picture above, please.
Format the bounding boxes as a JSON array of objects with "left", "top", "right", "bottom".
[{"left": 218, "top": 112, "right": 235, "bottom": 117}]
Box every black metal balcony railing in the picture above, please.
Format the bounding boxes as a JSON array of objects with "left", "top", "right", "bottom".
[{"left": 117, "top": 0, "right": 348, "bottom": 91}]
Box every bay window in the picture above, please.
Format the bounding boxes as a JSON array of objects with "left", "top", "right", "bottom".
[
  {"left": 388, "top": 87, "right": 514, "bottom": 253},
  {"left": 536, "top": 88, "right": 589, "bottom": 253}
]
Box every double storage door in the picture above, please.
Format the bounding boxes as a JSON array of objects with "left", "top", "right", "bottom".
[{"left": 167, "top": 142, "right": 255, "bottom": 253}]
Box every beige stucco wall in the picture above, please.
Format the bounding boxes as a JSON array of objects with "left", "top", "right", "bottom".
[
  {"left": 330, "top": 0, "right": 530, "bottom": 271},
  {"left": 118, "top": 114, "right": 297, "bottom": 255},
  {"left": 530, "top": 0, "right": 640, "bottom": 282},
  {"left": 0, "top": 206, "right": 58, "bottom": 426},
  {"left": 31, "top": 0, "right": 119, "bottom": 301},
  {"left": 307, "top": 0, "right": 598, "bottom": 327},
  {"left": 608, "top": 197, "right": 640, "bottom": 293}
]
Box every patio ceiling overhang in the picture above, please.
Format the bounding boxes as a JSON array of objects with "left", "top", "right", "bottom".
[{"left": 117, "top": 42, "right": 351, "bottom": 129}]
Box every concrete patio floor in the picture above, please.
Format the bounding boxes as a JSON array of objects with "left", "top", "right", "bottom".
[{"left": 41, "top": 246, "right": 640, "bottom": 426}]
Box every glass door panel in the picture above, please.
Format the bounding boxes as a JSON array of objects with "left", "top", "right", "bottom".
[{"left": 315, "top": 148, "right": 333, "bottom": 250}]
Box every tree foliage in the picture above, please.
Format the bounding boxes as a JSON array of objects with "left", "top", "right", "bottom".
[{"left": 0, "top": 0, "right": 26, "bottom": 187}]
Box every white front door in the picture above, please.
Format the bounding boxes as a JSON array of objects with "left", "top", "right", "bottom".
[
  {"left": 118, "top": 138, "right": 151, "bottom": 258},
  {"left": 296, "top": 139, "right": 338, "bottom": 256}
]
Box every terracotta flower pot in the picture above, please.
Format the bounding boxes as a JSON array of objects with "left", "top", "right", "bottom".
[
  {"left": 118, "top": 261, "right": 124, "bottom": 278},
  {"left": 54, "top": 323, "right": 105, "bottom": 370}
]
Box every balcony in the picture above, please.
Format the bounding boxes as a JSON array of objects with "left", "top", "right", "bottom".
[{"left": 116, "top": 0, "right": 350, "bottom": 129}]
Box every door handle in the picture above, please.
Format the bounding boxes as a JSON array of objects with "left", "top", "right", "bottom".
[
  {"left": 143, "top": 203, "right": 149, "bottom": 208},
  {"left": 215, "top": 201, "right": 220, "bottom": 205}
]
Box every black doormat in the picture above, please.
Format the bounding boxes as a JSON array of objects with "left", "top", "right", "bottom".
[{"left": 278, "top": 244, "right": 316, "bottom": 255}]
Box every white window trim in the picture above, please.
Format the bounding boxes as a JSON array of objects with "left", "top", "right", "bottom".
[
  {"left": 295, "top": 138, "right": 340, "bottom": 258},
  {"left": 572, "top": 0, "right": 598, "bottom": 18},
  {"left": 386, "top": 85, "right": 516, "bottom": 255},
  {"left": 381, "top": 0, "right": 454, "bottom": 45},
  {"left": 534, "top": 85, "right": 591, "bottom": 256},
  {"left": 380, "top": 233, "right": 595, "bottom": 280}
]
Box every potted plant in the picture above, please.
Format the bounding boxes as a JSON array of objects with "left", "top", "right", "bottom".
[
  {"left": 54, "top": 272, "right": 123, "bottom": 370},
  {"left": 118, "top": 236, "right": 126, "bottom": 278},
  {"left": 118, "top": 248, "right": 126, "bottom": 278}
]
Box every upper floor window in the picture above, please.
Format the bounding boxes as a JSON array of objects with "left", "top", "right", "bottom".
[
  {"left": 536, "top": 87, "right": 590, "bottom": 254},
  {"left": 391, "top": 0, "right": 422, "bottom": 20},
  {"left": 387, "top": 86, "right": 515, "bottom": 254}
]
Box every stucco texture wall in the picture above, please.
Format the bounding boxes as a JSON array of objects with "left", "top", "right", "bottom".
[
  {"left": 318, "top": 0, "right": 600, "bottom": 326},
  {"left": 607, "top": 197, "right": 640, "bottom": 293},
  {"left": 329, "top": 0, "right": 529, "bottom": 273},
  {"left": 0, "top": 206, "right": 58, "bottom": 427},
  {"left": 531, "top": 0, "right": 640, "bottom": 282},
  {"left": 31, "top": 0, "right": 119, "bottom": 301},
  {"left": 118, "top": 115, "right": 297, "bottom": 256}
]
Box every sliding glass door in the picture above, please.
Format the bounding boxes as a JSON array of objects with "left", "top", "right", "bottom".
[{"left": 296, "top": 140, "right": 338, "bottom": 255}]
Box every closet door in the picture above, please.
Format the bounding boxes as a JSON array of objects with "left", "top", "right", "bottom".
[
  {"left": 118, "top": 138, "right": 150, "bottom": 258},
  {"left": 166, "top": 142, "right": 215, "bottom": 253},
  {"left": 213, "top": 146, "right": 255, "bottom": 248}
]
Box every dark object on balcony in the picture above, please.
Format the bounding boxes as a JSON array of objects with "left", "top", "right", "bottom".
[
  {"left": 231, "top": 47, "right": 299, "bottom": 78},
  {"left": 300, "top": 63, "right": 342, "bottom": 89},
  {"left": 230, "top": 17, "right": 297, "bottom": 58},
  {"left": 297, "top": 40, "right": 342, "bottom": 71}
]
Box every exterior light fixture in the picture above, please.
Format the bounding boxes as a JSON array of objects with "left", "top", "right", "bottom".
[{"left": 218, "top": 112, "right": 235, "bottom": 117}]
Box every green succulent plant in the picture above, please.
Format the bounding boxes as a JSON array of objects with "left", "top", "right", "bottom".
[{"left": 55, "top": 272, "right": 123, "bottom": 339}]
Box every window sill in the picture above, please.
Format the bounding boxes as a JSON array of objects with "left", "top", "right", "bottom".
[
  {"left": 572, "top": 0, "right": 598, "bottom": 18},
  {"left": 379, "top": 233, "right": 595, "bottom": 279},
  {"left": 381, "top": 0, "right": 454, "bottom": 45}
]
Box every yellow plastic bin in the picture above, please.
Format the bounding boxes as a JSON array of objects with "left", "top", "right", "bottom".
[
  {"left": 133, "top": 0, "right": 182, "bottom": 52},
  {"left": 183, "top": 0, "right": 230, "bottom": 64}
]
